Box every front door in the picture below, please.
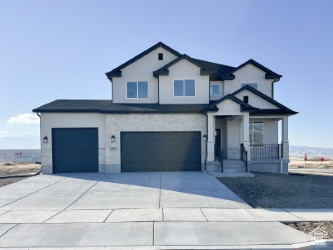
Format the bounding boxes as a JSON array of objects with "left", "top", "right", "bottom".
[{"left": 214, "top": 129, "right": 221, "bottom": 159}]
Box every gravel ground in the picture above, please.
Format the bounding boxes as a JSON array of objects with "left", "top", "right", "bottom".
[
  {"left": 0, "top": 163, "right": 41, "bottom": 187},
  {"left": 287, "top": 221, "right": 333, "bottom": 240},
  {"left": 218, "top": 172, "right": 333, "bottom": 208}
]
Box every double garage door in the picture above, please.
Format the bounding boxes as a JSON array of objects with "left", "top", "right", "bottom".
[
  {"left": 121, "top": 132, "right": 201, "bottom": 172},
  {"left": 52, "top": 128, "right": 201, "bottom": 173}
]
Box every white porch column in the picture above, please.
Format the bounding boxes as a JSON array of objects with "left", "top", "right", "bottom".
[
  {"left": 242, "top": 113, "right": 251, "bottom": 161},
  {"left": 282, "top": 116, "right": 289, "bottom": 159},
  {"left": 207, "top": 113, "right": 215, "bottom": 161}
]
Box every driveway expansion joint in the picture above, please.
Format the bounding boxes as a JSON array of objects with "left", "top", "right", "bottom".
[
  {"left": 0, "top": 176, "right": 67, "bottom": 209},
  {"left": 42, "top": 177, "right": 102, "bottom": 223}
]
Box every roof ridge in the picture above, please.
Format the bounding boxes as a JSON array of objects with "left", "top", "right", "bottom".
[{"left": 191, "top": 57, "right": 235, "bottom": 68}]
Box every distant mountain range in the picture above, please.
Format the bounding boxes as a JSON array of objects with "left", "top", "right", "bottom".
[
  {"left": 289, "top": 145, "right": 333, "bottom": 158},
  {"left": 0, "top": 135, "right": 40, "bottom": 149},
  {"left": 0, "top": 136, "right": 332, "bottom": 157}
]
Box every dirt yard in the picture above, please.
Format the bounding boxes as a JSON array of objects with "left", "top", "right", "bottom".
[
  {"left": 218, "top": 172, "right": 333, "bottom": 208},
  {"left": 0, "top": 162, "right": 41, "bottom": 187},
  {"left": 289, "top": 157, "right": 333, "bottom": 169},
  {"left": 287, "top": 221, "right": 333, "bottom": 240}
]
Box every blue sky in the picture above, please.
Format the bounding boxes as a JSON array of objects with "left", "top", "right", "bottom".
[{"left": 0, "top": 0, "right": 332, "bottom": 147}]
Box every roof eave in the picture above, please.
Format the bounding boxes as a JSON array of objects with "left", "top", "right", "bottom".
[{"left": 265, "top": 73, "right": 282, "bottom": 80}]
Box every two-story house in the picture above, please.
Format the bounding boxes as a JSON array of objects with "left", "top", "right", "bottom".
[{"left": 33, "top": 42, "right": 297, "bottom": 175}]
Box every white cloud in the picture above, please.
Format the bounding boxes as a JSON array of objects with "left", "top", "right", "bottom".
[
  {"left": 7, "top": 113, "right": 39, "bottom": 124},
  {"left": 0, "top": 130, "right": 8, "bottom": 134}
]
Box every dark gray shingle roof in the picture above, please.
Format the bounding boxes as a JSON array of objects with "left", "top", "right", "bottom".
[{"left": 33, "top": 100, "right": 217, "bottom": 114}]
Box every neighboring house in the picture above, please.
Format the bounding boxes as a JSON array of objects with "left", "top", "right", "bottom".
[{"left": 33, "top": 42, "right": 297, "bottom": 175}]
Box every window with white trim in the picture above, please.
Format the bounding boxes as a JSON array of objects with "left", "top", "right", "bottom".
[
  {"left": 127, "top": 81, "right": 148, "bottom": 99},
  {"left": 174, "top": 79, "right": 195, "bottom": 97},
  {"left": 210, "top": 84, "right": 220, "bottom": 95},
  {"left": 249, "top": 122, "right": 264, "bottom": 145},
  {"left": 241, "top": 83, "right": 258, "bottom": 89}
]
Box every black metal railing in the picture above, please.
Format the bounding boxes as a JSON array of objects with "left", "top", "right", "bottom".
[
  {"left": 250, "top": 144, "right": 282, "bottom": 159},
  {"left": 240, "top": 143, "right": 248, "bottom": 172},
  {"left": 218, "top": 150, "right": 223, "bottom": 172}
]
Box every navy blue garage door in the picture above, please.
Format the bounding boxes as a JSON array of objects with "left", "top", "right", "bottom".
[
  {"left": 121, "top": 132, "right": 201, "bottom": 172},
  {"left": 52, "top": 128, "right": 98, "bottom": 173}
]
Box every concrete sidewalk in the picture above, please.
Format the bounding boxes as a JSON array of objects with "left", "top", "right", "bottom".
[{"left": 0, "top": 221, "right": 313, "bottom": 248}]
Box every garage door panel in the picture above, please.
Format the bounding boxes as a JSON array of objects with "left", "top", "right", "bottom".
[
  {"left": 121, "top": 132, "right": 201, "bottom": 172},
  {"left": 52, "top": 128, "right": 98, "bottom": 173}
]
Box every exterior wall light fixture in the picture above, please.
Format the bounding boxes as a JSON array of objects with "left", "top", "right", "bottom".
[
  {"left": 111, "top": 135, "right": 116, "bottom": 142},
  {"left": 203, "top": 135, "right": 207, "bottom": 141},
  {"left": 43, "top": 136, "right": 48, "bottom": 143}
]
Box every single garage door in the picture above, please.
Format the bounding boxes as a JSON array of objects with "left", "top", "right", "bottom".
[
  {"left": 121, "top": 132, "right": 201, "bottom": 172},
  {"left": 52, "top": 128, "right": 98, "bottom": 173}
]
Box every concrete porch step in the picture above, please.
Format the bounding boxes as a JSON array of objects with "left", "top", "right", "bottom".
[
  {"left": 223, "top": 167, "right": 246, "bottom": 173},
  {"left": 223, "top": 159, "right": 244, "bottom": 167}
]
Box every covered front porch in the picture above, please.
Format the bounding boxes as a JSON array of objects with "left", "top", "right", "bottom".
[{"left": 206, "top": 112, "right": 290, "bottom": 174}]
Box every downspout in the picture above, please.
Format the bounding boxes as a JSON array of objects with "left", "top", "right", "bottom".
[
  {"left": 111, "top": 78, "right": 113, "bottom": 102},
  {"left": 280, "top": 158, "right": 283, "bottom": 174},
  {"left": 271, "top": 77, "right": 280, "bottom": 98},
  {"left": 157, "top": 77, "right": 160, "bottom": 103}
]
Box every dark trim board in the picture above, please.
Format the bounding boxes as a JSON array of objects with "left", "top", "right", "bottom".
[
  {"left": 52, "top": 128, "right": 99, "bottom": 173},
  {"left": 120, "top": 131, "right": 202, "bottom": 172}
]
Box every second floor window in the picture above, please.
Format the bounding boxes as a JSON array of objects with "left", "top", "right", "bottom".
[
  {"left": 241, "top": 83, "right": 258, "bottom": 89},
  {"left": 210, "top": 84, "right": 220, "bottom": 95},
  {"left": 174, "top": 79, "right": 195, "bottom": 97},
  {"left": 127, "top": 81, "right": 148, "bottom": 99}
]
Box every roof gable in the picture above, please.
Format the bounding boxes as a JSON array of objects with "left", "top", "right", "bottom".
[
  {"left": 106, "top": 42, "right": 182, "bottom": 79},
  {"left": 153, "top": 54, "right": 212, "bottom": 77},
  {"left": 209, "top": 94, "right": 257, "bottom": 113},
  {"left": 222, "top": 59, "right": 282, "bottom": 80},
  {"left": 232, "top": 85, "right": 297, "bottom": 114}
]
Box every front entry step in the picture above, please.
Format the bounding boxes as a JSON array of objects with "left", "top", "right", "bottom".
[{"left": 207, "top": 159, "right": 253, "bottom": 177}]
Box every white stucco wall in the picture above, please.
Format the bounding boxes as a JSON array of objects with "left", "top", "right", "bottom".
[
  {"left": 112, "top": 47, "right": 178, "bottom": 103},
  {"left": 215, "top": 100, "right": 243, "bottom": 115},
  {"left": 224, "top": 64, "right": 273, "bottom": 97},
  {"left": 105, "top": 113, "right": 207, "bottom": 172},
  {"left": 234, "top": 90, "right": 279, "bottom": 109},
  {"left": 40, "top": 113, "right": 107, "bottom": 173},
  {"left": 159, "top": 59, "right": 210, "bottom": 104}
]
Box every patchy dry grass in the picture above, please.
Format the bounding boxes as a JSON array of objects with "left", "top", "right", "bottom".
[
  {"left": 289, "top": 158, "right": 333, "bottom": 169},
  {"left": 0, "top": 162, "right": 41, "bottom": 187}
]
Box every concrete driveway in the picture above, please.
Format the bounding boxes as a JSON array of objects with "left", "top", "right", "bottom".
[{"left": 0, "top": 172, "right": 313, "bottom": 248}]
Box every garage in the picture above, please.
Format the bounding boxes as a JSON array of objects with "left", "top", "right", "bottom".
[
  {"left": 121, "top": 132, "right": 201, "bottom": 172},
  {"left": 52, "top": 128, "right": 98, "bottom": 173}
]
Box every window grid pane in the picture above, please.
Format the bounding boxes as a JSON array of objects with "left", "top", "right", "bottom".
[
  {"left": 241, "top": 83, "right": 258, "bottom": 89},
  {"left": 138, "top": 81, "right": 148, "bottom": 98},
  {"left": 210, "top": 85, "right": 220, "bottom": 95},
  {"left": 185, "top": 79, "right": 195, "bottom": 96},
  {"left": 127, "top": 82, "right": 137, "bottom": 98},
  {"left": 174, "top": 80, "right": 184, "bottom": 96}
]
